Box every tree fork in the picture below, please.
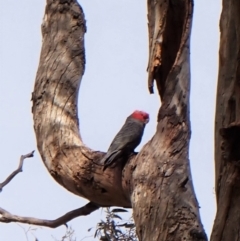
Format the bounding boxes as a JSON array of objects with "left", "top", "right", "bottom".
[{"left": 30, "top": 0, "right": 206, "bottom": 240}]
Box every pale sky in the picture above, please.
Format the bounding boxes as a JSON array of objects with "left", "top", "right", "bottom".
[{"left": 0, "top": 1, "right": 221, "bottom": 240}]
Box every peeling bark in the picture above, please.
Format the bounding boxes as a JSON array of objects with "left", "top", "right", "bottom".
[
  {"left": 211, "top": 1, "right": 240, "bottom": 240},
  {"left": 30, "top": 0, "right": 206, "bottom": 240},
  {"left": 130, "top": 0, "right": 206, "bottom": 240}
]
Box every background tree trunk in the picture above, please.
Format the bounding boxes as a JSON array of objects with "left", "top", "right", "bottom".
[
  {"left": 211, "top": 1, "right": 240, "bottom": 240},
  {"left": 32, "top": 0, "right": 206, "bottom": 240}
]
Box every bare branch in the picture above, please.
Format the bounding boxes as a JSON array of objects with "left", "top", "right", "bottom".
[
  {"left": 0, "top": 150, "right": 99, "bottom": 228},
  {"left": 0, "top": 151, "right": 34, "bottom": 192},
  {"left": 0, "top": 202, "right": 99, "bottom": 228}
]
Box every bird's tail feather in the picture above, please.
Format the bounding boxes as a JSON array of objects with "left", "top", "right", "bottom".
[
  {"left": 100, "top": 151, "right": 116, "bottom": 165},
  {"left": 101, "top": 150, "right": 121, "bottom": 170}
]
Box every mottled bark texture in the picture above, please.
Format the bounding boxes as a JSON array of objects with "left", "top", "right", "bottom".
[
  {"left": 32, "top": 0, "right": 132, "bottom": 208},
  {"left": 130, "top": 0, "right": 206, "bottom": 240},
  {"left": 31, "top": 0, "right": 206, "bottom": 240},
  {"left": 211, "top": 1, "right": 240, "bottom": 240}
]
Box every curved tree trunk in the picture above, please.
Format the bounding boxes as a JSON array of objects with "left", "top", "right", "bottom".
[
  {"left": 211, "top": 1, "right": 240, "bottom": 240},
  {"left": 32, "top": 0, "right": 206, "bottom": 240},
  {"left": 32, "top": 0, "right": 131, "bottom": 208}
]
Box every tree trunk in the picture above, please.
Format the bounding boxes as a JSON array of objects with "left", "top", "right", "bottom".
[
  {"left": 211, "top": 1, "right": 240, "bottom": 240},
  {"left": 32, "top": 0, "right": 132, "bottom": 208},
  {"left": 32, "top": 0, "right": 206, "bottom": 240},
  {"left": 131, "top": 0, "right": 206, "bottom": 240}
]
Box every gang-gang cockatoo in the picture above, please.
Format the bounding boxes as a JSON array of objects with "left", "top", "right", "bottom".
[{"left": 100, "top": 110, "right": 149, "bottom": 170}]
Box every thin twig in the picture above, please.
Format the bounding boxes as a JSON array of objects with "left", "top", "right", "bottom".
[
  {"left": 0, "top": 202, "right": 99, "bottom": 228},
  {"left": 0, "top": 151, "right": 35, "bottom": 192}
]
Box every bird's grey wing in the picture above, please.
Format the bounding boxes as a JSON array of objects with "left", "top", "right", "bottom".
[{"left": 107, "top": 120, "right": 144, "bottom": 153}]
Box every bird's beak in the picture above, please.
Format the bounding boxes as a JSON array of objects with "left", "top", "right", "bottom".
[{"left": 145, "top": 118, "right": 149, "bottom": 124}]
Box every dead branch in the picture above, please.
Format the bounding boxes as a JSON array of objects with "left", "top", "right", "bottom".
[
  {"left": 0, "top": 151, "right": 34, "bottom": 192},
  {"left": 129, "top": 0, "right": 207, "bottom": 240},
  {"left": 0, "top": 202, "right": 99, "bottom": 228}
]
